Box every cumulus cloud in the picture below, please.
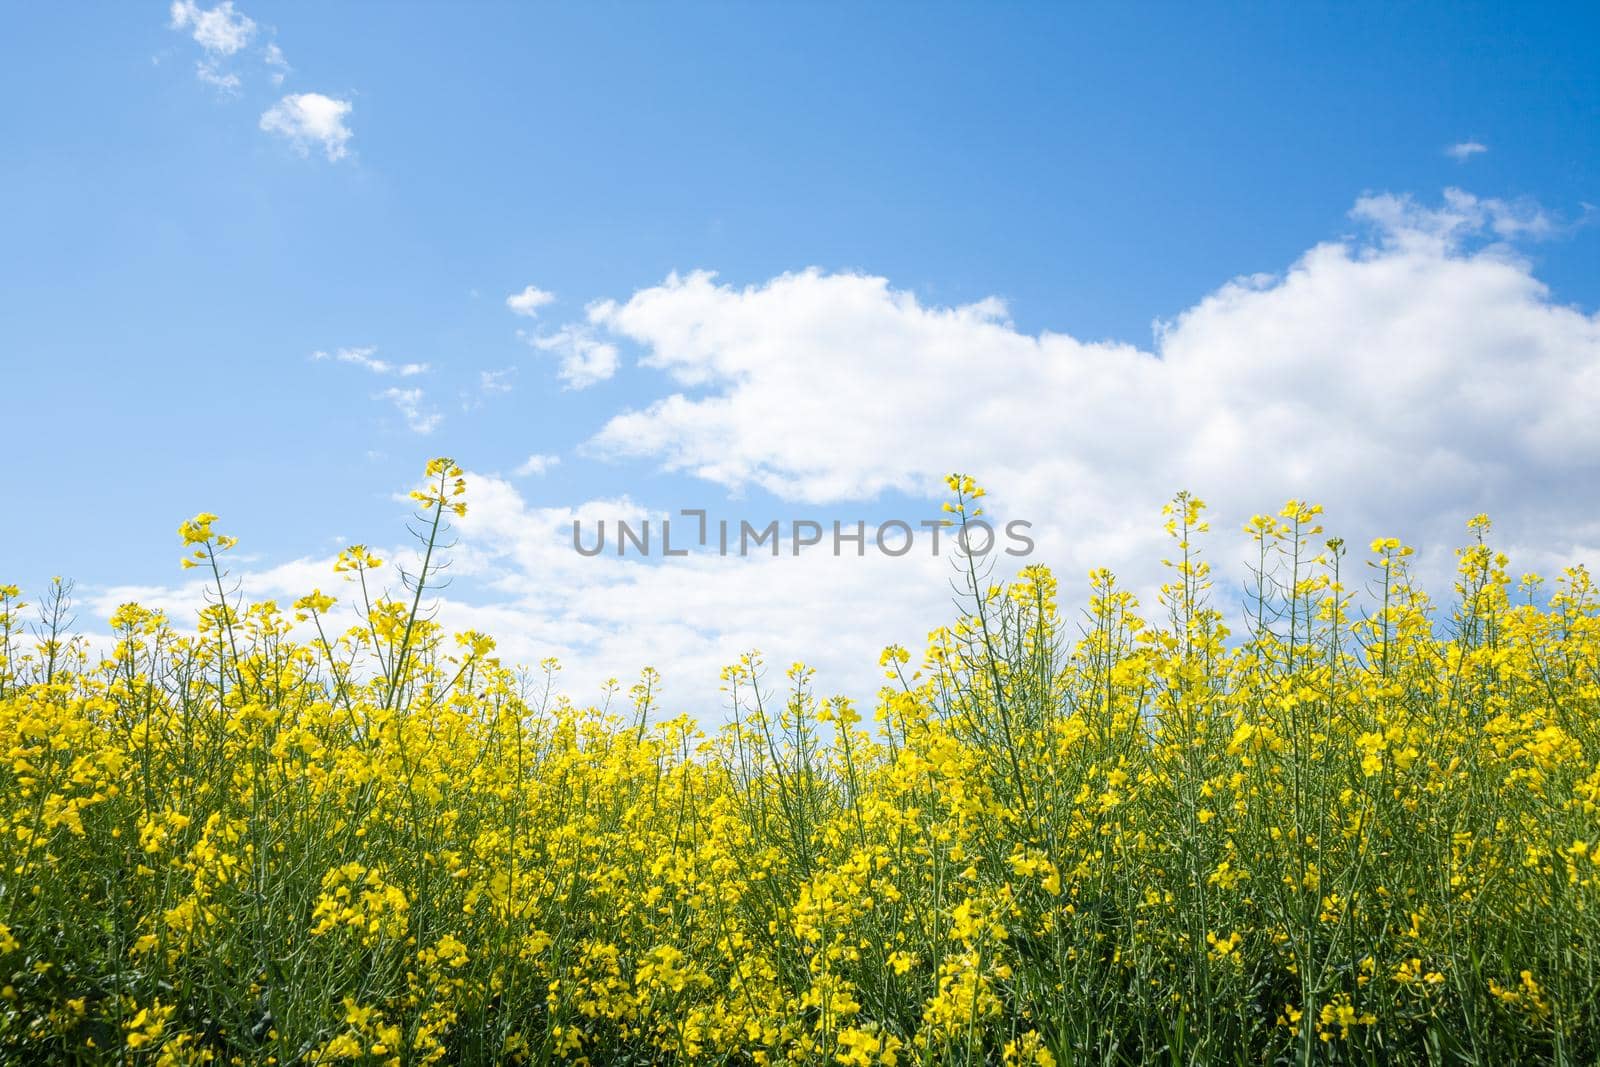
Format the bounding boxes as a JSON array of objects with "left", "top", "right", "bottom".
[
  {"left": 170, "top": 0, "right": 255, "bottom": 56},
  {"left": 1447, "top": 141, "right": 1488, "bottom": 162},
  {"left": 515, "top": 454, "right": 561, "bottom": 477},
  {"left": 507, "top": 285, "right": 556, "bottom": 317},
  {"left": 169, "top": 1, "right": 255, "bottom": 93},
  {"left": 313, "top": 346, "right": 428, "bottom": 376},
  {"left": 260, "top": 93, "right": 353, "bottom": 161},
  {"left": 93, "top": 190, "right": 1600, "bottom": 717},
  {"left": 434, "top": 475, "right": 956, "bottom": 708},
  {"left": 587, "top": 190, "right": 1600, "bottom": 600},
  {"left": 528, "top": 325, "right": 620, "bottom": 389}
]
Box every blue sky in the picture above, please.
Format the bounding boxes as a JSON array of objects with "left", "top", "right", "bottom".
[{"left": 3, "top": 3, "right": 1598, "bottom": 707}]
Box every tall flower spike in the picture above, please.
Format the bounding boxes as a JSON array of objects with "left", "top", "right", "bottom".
[
  {"left": 411, "top": 457, "right": 469, "bottom": 517},
  {"left": 178, "top": 512, "right": 236, "bottom": 568}
]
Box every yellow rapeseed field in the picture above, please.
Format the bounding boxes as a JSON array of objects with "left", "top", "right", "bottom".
[{"left": 3, "top": 459, "right": 1598, "bottom": 1064}]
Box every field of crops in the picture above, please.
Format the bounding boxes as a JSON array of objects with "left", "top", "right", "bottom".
[{"left": 2, "top": 460, "right": 1598, "bottom": 1064}]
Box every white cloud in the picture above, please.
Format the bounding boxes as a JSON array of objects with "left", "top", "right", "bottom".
[
  {"left": 432, "top": 477, "right": 956, "bottom": 710},
  {"left": 263, "top": 42, "right": 290, "bottom": 85},
  {"left": 98, "top": 190, "right": 1600, "bottom": 719},
  {"left": 166, "top": 3, "right": 308, "bottom": 115},
  {"left": 260, "top": 93, "right": 353, "bottom": 162},
  {"left": 169, "top": 1, "right": 255, "bottom": 92},
  {"left": 1447, "top": 141, "right": 1488, "bottom": 162},
  {"left": 506, "top": 285, "right": 556, "bottom": 317},
  {"left": 312, "top": 348, "right": 437, "bottom": 432},
  {"left": 313, "top": 346, "right": 428, "bottom": 376},
  {"left": 528, "top": 325, "right": 620, "bottom": 389},
  {"left": 515, "top": 454, "right": 561, "bottom": 477},
  {"left": 586, "top": 190, "right": 1600, "bottom": 602},
  {"left": 170, "top": 0, "right": 255, "bottom": 56},
  {"left": 381, "top": 388, "right": 442, "bottom": 434},
  {"left": 1351, "top": 187, "right": 1555, "bottom": 245},
  {"left": 195, "top": 60, "right": 242, "bottom": 94},
  {"left": 480, "top": 368, "right": 516, "bottom": 395}
]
